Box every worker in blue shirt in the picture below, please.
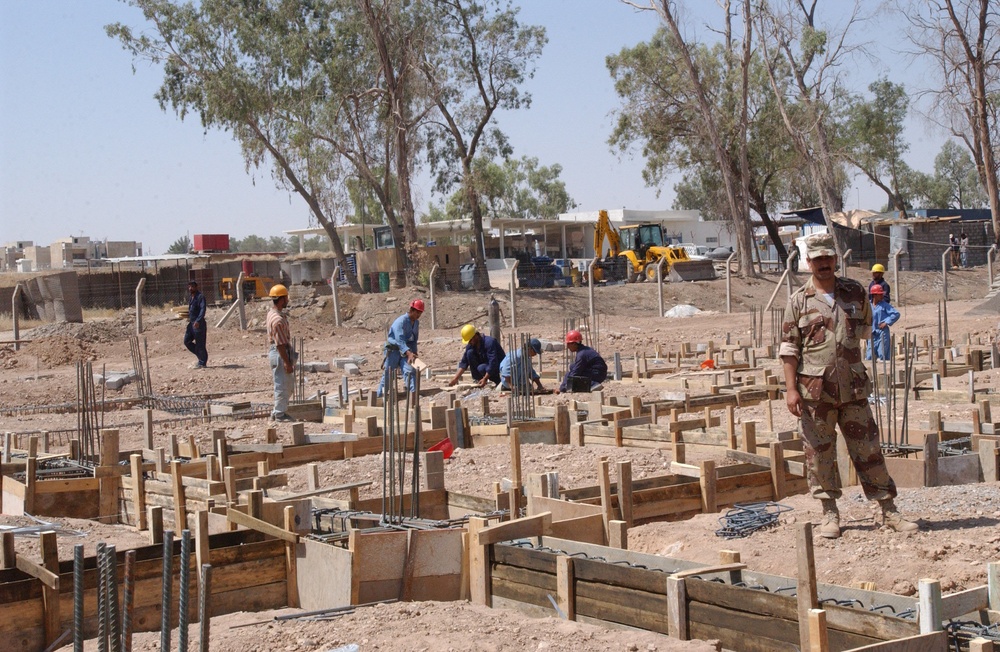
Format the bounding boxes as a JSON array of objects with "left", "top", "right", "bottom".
[
  {"left": 448, "top": 324, "right": 505, "bottom": 388},
  {"left": 377, "top": 299, "right": 423, "bottom": 397},
  {"left": 500, "top": 338, "right": 545, "bottom": 394},
  {"left": 184, "top": 280, "right": 208, "bottom": 368},
  {"left": 867, "top": 285, "right": 899, "bottom": 361},
  {"left": 558, "top": 330, "right": 607, "bottom": 393}
]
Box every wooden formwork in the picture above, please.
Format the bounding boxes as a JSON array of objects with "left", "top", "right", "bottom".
[
  {"left": 466, "top": 515, "right": 969, "bottom": 652},
  {"left": 556, "top": 450, "right": 808, "bottom": 526},
  {"left": 0, "top": 528, "right": 290, "bottom": 652}
]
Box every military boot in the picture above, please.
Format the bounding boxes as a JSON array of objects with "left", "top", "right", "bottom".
[
  {"left": 818, "top": 499, "right": 841, "bottom": 539},
  {"left": 880, "top": 500, "right": 918, "bottom": 533}
]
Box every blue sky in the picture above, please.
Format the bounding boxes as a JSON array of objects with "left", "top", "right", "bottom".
[{"left": 1, "top": 0, "right": 945, "bottom": 255}]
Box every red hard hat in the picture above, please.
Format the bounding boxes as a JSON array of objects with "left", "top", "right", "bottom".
[
  {"left": 870, "top": 285, "right": 885, "bottom": 295},
  {"left": 410, "top": 299, "right": 425, "bottom": 312},
  {"left": 565, "top": 330, "right": 583, "bottom": 344}
]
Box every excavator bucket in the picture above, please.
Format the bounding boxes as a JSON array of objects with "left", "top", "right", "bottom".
[{"left": 669, "top": 259, "right": 717, "bottom": 282}]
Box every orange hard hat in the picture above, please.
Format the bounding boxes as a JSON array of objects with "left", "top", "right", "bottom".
[
  {"left": 565, "top": 330, "right": 583, "bottom": 344},
  {"left": 410, "top": 299, "right": 425, "bottom": 312}
]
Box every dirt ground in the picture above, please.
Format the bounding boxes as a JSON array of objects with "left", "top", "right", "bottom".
[{"left": 3, "top": 264, "right": 1000, "bottom": 650}]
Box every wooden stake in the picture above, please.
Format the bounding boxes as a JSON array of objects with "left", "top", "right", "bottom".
[
  {"left": 556, "top": 556, "right": 575, "bottom": 620},
  {"left": 616, "top": 460, "right": 633, "bottom": 527},
  {"left": 171, "top": 460, "right": 187, "bottom": 531},
  {"left": 0, "top": 532, "right": 14, "bottom": 569},
  {"left": 284, "top": 506, "right": 299, "bottom": 608},
  {"left": 468, "top": 517, "right": 491, "bottom": 606},
  {"left": 797, "top": 523, "right": 819, "bottom": 652},
  {"left": 742, "top": 421, "right": 756, "bottom": 454},
  {"left": 598, "top": 459, "right": 613, "bottom": 538},
  {"left": 148, "top": 506, "right": 164, "bottom": 545},
  {"left": 40, "top": 530, "right": 60, "bottom": 647},
  {"left": 130, "top": 453, "right": 147, "bottom": 530},
  {"left": 699, "top": 460, "right": 716, "bottom": 514},
  {"left": 808, "top": 609, "right": 830, "bottom": 652},
  {"left": 769, "top": 442, "right": 786, "bottom": 501}
]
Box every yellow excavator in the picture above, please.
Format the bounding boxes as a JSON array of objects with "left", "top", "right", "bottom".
[{"left": 593, "top": 210, "right": 716, "bottom": 282}]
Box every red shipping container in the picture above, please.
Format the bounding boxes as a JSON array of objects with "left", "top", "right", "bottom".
[{"left": 193, "top": 234, "right": 230, "bottom": 252}]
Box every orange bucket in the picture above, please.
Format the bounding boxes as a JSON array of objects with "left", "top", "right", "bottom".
[{"left": 428, "top": 437, "right": 454, "bottom": 459}]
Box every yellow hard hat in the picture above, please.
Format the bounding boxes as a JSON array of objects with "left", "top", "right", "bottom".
[
  {"left": 269, "top": 284, "right": 289, "bottom": 298},
  {"left": 460, "top": 324, "right": 477, "bottom": 344},
  {"left": 871, "top": 264, "right": 885, "bottom": 273}
]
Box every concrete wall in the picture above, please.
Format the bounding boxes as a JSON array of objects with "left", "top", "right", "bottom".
[{"left": 888, "top": 220, "right": 995, "bottom": 271}]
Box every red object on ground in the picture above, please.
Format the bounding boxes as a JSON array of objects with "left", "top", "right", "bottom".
[
  {"left": 428, "top": 437, "right": 454, "bottom": 459},
  {"left": 700, "top": 359, "right": 716, "bottom": 370}
]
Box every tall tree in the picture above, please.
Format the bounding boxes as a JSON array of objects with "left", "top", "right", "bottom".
[
  {"left": 756, "top": 0, "right": 867, "bottom": 255},
  {"left": 902, "top": 0, "right": 1000, "bottom": 240},
  {"left": 421, "top": 0, "right": 546, "bottom": 289},
  {"left": 843, "top": 79, "right": 913, "bottom": 215},
  {"left": 107, "top": 0, "right": 367, "bottom": 290},
  {"left": 614, "top": 1, "right": 757, "bottom": 274}
]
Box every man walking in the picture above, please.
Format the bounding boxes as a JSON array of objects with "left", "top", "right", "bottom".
[
  {"left": 557, "top": 330, "right": 607, "bottom": 393},
  {"left": 378, "top": 299, "right": 423, "bottom": 398},
  {"left": 960, "top": 232, "right": 970, "bottom": 268},
  {"left": 448, "top": 324, "right": 505, "bottom": 388},
  {"left": 184, "top": 280, "right": 208, "bottom": 368},
  {"left": 780, "top": 233, "right": 917, "bottom": 539},
  {"left": 266, "top": 284, "right": 295, "bottom": 422}
]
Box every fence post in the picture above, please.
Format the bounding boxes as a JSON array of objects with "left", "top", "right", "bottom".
[
  {"left": 942, "top": 248, "right": 950, "bottom": 301},
  {"left": 509, "top": 261, "right": 519, "bottom": 329},
  {"left": 840, "top": 248, "right": 852, "bottom": 273},
  {"left": 725, "top": 251, "right": 737, "bottom": 313},
  {"left": 235, "top": 271, "right": 247, "bottom": 331},
  {"left": 12, "top": 283, "right": 23, "bottom": 351},
  {"left": 135, "top": 277, "right": 147, "bottom": 335},
  {"left": 331, "top": 266, "right": 342, "bottom": 327},
  {"left": 988, "top": 245, "right": 997, "bottom": 294},
  {"left": 764, "top": 250, "right": 797, "bottom": 313},
  {"left": 429, "top": 263, "right": 439, "bottom": 330},
  {"left": 656, "top": 257, "right": 666, "bottom": 317},
  {"left": 588, "top": 258, "right": 597, "bottom": 329},
  {"left": 892, "top": 249, "right": 903, "bottom": 307}
]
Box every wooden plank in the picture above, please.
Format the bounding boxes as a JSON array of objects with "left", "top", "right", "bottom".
[
  {"left": 574, "top": 579, "right": 670, "bottom": 633},
  {"left": 32, "top": 478, "right": 100, "bottom": 494},
  {"left": 844, "top": 631, "right": 948, "bottom": 652},
  {"left": 699, "top": 460, "right": 716, "bottom": 514},
  {"left": 475, "top": 513, "right": 552, "bottom": 546},
  {"left": 15, "top": 556, "right": 59, "bottom": 590},
  {"left": 598, "top": 459, "right": 613, "bottom": 537},
  {"left": 940, "top": 585, "right": 989, "bottom": 620},
  {"left": 226, "top": 508, "right": 298, "bottom": 543},
  {"left": 672, "top": 563, "right": 746, "bottom": 579},
  {"left": 556, "top": 556, "right": 575, "bottom": 620},
  {"left": 468, "top": 518, "right": 491, "bottom": 607},
  {"left": 688, "top": 600, "right": 800, "bottom": 650}
]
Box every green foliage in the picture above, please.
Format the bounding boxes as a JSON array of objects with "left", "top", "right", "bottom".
[
  {"left": 166, "top": 235, "right": 190, "bottom": 254},
  {"left": 230, "top": 235, "right": 290, "bottom": 253},
  {"left": 843, "top": 79, "right": 912, "bottom": 211}
]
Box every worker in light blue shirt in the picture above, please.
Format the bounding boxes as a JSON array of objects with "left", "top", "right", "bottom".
[
  {"left": 867, "top": 285, "right": 899, "bottom": 361},
  {"left": 500, "top": 338, "right": 545, "bottom": 394},
  {"left": 377, "top": 299, "right": 424, "bottom": 397}
]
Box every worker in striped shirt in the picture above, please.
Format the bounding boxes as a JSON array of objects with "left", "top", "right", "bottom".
[{"left": 266, "top": 284, "right": 295, "bottom": 422}]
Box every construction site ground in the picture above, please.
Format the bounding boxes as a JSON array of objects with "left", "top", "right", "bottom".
[{"left": 2, "top": 264, "right": 1000, "bottom": 651}]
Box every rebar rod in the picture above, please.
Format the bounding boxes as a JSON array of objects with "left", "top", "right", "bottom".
[
  {"left": 160, "top": 531, "right": 173, "bottom": 652},
  {"left": 179, "top": 530, "right": 191, "bottom": 652},
  {"left": 122, "top": 549, "right": 136, "bottom": 652},
  {"left": 97, "top": 542, "right": 108, "bottom": 652},
  {"left": 73, "top": 544, "right": 84, "bottom": 652},
  {"left": 410, "top": 373, "right": 421, "bottom": 518},
  {"left": 107, "top": 545, "right": 120, "bottom": 652}
]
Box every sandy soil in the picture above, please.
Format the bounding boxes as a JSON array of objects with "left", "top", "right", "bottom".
[{"left": 3, "top": 265, "right": 1000, "bottom": 650}]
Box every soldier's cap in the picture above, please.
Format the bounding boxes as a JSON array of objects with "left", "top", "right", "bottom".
[{"left": 805, "top": 233, "right": 837, "bottom": 259}]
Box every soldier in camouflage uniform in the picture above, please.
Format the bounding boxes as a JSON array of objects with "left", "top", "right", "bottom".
[{"left": 779, "top": 233, "right": 918, "bottom": 539}]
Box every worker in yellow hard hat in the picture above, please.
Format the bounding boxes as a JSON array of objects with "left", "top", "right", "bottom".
[
  {"left": 266, "top": 284, "right": 296, "bottom": 422},
  {"left": 448, "top": 324, "right": 505, "bottom": 388},
  {"left": 869, "top": 263, "right": 891, "bottom": 302}
]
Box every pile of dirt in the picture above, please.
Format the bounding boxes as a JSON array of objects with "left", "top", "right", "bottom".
[{"left": 19, "top": 335, "right": 97, "bottom": 367}]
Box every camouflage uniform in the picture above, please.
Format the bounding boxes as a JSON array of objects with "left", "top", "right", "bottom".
[{"left": 778, "top": 274, "right": 897, "bottom": 502}]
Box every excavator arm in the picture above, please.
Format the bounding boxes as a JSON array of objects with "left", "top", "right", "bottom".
[{"left": 594, "top": 210, "right": 621, "bottom": 257}]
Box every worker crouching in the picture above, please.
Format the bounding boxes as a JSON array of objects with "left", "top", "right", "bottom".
[{"left": 557, "top": 330, "right": 607, "bottom": 393}]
